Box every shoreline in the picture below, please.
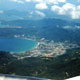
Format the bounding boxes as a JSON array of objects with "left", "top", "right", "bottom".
[
  {"left": 14, "top": 37, "right": 36, "bottom": 42},
  {"left": 34, "top": 42, "right": 40, "bottom": 49}
]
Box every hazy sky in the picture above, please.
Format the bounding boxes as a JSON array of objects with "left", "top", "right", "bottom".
[{"left": 0, "top": 0, "right": 80, "bottom": 19}]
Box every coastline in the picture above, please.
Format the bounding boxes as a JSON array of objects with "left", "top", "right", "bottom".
[{"left": 34, "top": 42, "right": 39, "bottom": 49}]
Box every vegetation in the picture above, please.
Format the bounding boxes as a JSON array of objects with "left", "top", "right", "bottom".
[
  {"left": 0, "top": 51, "right": 17, "bottom": 74},
  {"left": 0, "top": 48, "right": 80, "bottom": 80}
]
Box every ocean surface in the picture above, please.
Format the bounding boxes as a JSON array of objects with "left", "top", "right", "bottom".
[{"left": 0, "top": 37, "right": 38, "bottom": 53}]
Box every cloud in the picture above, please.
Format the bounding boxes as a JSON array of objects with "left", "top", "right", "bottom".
[
  {"left": 0, "top": 10, "right": 4, "bottom": 14},
  {"left": 58, "top": 0, "right": 66, "bottom": 3},
  {"left": 25, "top": 0, "right": 31, "bottom": 2},
  {"left": 47, "top": 0, "right": 66, "bottom": 4},
  {"left": 26, "top": 0, "right": 66, "bottom": 11},
  {"left": 35, "top": 3, "right": 48, "bottom": 10},
  {"left": 33, "top": 0, "right": 43, "bottom": 3},
  {"left": 63, "top": 26, "right": 80, "bottom": 29},
  {"left": 71, "top": 6, "right": 80, "bottom": 19},
  {"left": 77, "top": 0, "right": 80, "bottom": 2},
  {"left": 9, "top": 0, "right": 80, "bottom": 19},
  {"left": 51, "top": 3, "right": 80, "bottom": 19},
  {"left": 11, "top": 0, "right": 24, "bottom": 4},
  {"left": 30, "top": 11, "right": 34, "bottom": 14},
  {"left": 35, "top": 10, "right": 45, "bottom": 17},
  {"left": 33, "top": 0, "right": 66, "bottom": 4}
]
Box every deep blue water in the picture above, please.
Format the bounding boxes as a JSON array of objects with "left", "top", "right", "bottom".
[{"left": 0, "top": 38, "right": 38, "bottom": 53}]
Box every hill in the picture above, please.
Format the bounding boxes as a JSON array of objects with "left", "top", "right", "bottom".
[{"left": 0, "top": 48, "right": 80, "bottom": 80}]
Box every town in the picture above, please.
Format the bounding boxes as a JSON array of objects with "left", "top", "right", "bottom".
[{"left": 13, "top": 34, "right": 80, "bottom": 59}]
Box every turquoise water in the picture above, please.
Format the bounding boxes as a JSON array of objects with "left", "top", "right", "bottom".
[{"left": 0, "top": 38, "right": 38, "bottom": 53}]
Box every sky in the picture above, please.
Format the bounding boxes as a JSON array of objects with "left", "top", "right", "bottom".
[{"left": 0, "top": 0, "right": 80, "bottom": 19}]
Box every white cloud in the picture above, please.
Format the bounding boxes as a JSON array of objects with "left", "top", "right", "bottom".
[
  {"left": 77, "top": 0, "right": 80, "bottom": 2},
  {"left": 11, "top": 0, "right": 24, "bottom": 4},
  {"left": 51, "top": 3, "right": 80, "bottom": 19},
  {"left": 66, "top": 76, "right": 80, "bottom": 80},
  {"left": 35, "top": 3, "right": 48, "bottom": 10},
  {"left": 63, "top": 26, "right": 80, "bottom": 29},
  {"left": 58, "top": 0, "right": 66, "bottom": 3},
  {"left": 10, "top": 0, "right": 80, "bottom": 19},
  {"left": 35, "top": 10, "right": 45, "bottom": 17},
  {"left": 30, "top": 11, "right": 34, "bottom": 14},
  {"left": 33, "top": 0, "right": 66, "bottom": 4},
  {"left": 33, "top": 0, "right": 43, "bottom": 3},
  {"left": 51, "top": 5, "right": 61, "bottom": 13},
  {"left": 71, "top": 6, "right": 80, "bottom": 19},
  {"left": 51, "top": 3, "right": 76, "bottom": 15},
  {"left": 45, "top": 0, "right": 59, "bottom": 4},
  {"left": 11, "top": 0, "right": 67, "bottom": 5},
  {"left": 25, "top": 0, "right": 31, "bottom": 2},
  {"left": 0, "top": 10, "right": 4, "bottom": 14},
  {"left": 34, "top": 0, "right": 66, "bottom": 10}
]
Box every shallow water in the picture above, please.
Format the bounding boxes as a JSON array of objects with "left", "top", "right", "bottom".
[{"left": 0, "top": 37, "right": 38, "bottom": 53}]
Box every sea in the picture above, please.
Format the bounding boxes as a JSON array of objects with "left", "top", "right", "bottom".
[{"left": 0, "top": 37, "right": 38, "bottom": 53}]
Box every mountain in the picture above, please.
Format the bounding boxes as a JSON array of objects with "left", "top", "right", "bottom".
[
  {"left": 0, "top": 51, "right": 17, "bottom": 74},
  {"left": 0, "top": 9, "right": 76, "bottom": 21},
  {"left": 1, "top": 18, "right": 80, "bottom": 27},
  {"left": 0, "top": 18, "right": 80, "bottom": 43},
  {"left": 0, "top": 51, "right": 16, "bottom": 65},
  {"left": 0, "top": 10, "right": 47, "bottom": 21},
  {"left": 0, "top": 48, "right": 80, "bottom": 80}
]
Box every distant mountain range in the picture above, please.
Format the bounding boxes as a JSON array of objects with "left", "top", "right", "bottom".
[
  {"left": 0, "top": 18, "right": 80, "bottom": 43},
  {"left": 0, "top": 10, "right": 80, "bottom": 21},
  {"left": 1, "top": 18, "right": 80, "bottom": 27}
]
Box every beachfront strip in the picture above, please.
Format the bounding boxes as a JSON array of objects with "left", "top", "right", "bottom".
[{"left": 13, "top": 35, "right": 79, "bottom": 59}]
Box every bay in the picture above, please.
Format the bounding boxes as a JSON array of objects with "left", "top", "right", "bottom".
[{"left": 0, "top": 37, "right": 38, "bottom": 53}]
